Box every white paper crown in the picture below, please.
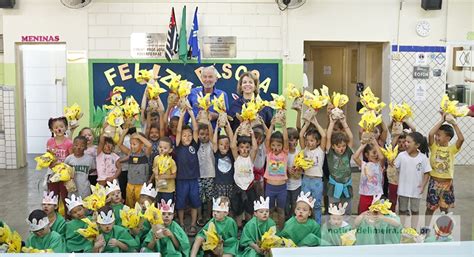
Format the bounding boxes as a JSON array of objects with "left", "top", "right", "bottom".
[
  {"left": 296, "top": 191, "right": 315, "bottom": 209},
  {"left": 65, "top": 194, "right": 83, "bottom": 212},
  {"left": 140, "top": 183, "right": 158, "bottom": 198},
  {"left": 42, "top": 191, "right": 58, "bottom": 205},
  {"left": 328, "top": 202, "right": 348, "bottom": 216},
  {"left": 254, "top": 196, "right": 270, "bottom": 211},
  {"left": 159, "top": 199, "right": 175, "bottom": 213},
  {"left": 212, "top": 197, "right": 229, "bottom": 212},
  {"left": 105, "top": 179, "right": 121, "bottom": 196},
  {"left": 97, "top": 209, "right": 115, "bottom": 225},
  {"left": 26, "top": 216, "right": 49, "bottom": 232}
]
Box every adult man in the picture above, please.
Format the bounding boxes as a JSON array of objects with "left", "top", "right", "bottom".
[{"left": 186, "top": 66, "right": 229, "bottom": 128}]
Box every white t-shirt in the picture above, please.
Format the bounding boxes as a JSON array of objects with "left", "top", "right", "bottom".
[
  {"left": 287, "top": 149, "right": 302, "bottom": 191},
  {"left": 395, "top": 151, "right": 431, "bottom": 198},
  {"left": 234, "top": 155, "right": 254, "bottom": 190},
  {"left": 303, "top": 146, "right": 325, "bottom": 177},
  {"left": 198, "top": 142, "right": 215, "bottom": 178}
]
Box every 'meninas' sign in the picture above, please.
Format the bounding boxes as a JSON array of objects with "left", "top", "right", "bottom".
[{"left": 21, "top": 35, "right": 60, "bottom": 42}]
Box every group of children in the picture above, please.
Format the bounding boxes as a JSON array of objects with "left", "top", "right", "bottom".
[{"left": 0, "top": 80, "right": 464, "bottom": 255}]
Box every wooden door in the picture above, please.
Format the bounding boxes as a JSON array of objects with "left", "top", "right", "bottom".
[{"left": 311, "top": 46, "right": 345, "bottom": 129}]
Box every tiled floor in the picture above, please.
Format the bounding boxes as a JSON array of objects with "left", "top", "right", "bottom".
[{"left": 1, "top": 155, "right": 472, "bottom": 241}]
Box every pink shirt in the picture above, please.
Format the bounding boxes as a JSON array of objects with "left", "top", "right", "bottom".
[
  {"left": 46, "top": 137, "right": 73, "bottom": 163},
  {"left": 264, "top": 150, "right": 288, "bottom": 181},
  {"left": 96, "top": 152, "right": 120, "bottom": 181}
]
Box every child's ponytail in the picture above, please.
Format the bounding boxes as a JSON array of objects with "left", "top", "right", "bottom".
[{"left": 408, "top": 132, "right": 429, "bottom": 157}]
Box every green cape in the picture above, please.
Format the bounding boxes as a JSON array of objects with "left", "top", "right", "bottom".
[
  {"left": 355, "top": 214, "right": 402, "bottom": 245},
  {"left": 320, "top": 222, "right": 352, "bottom": 246},
  {"left": 197, "top": 216, "right": 238, "bottom": 256},
  {"left": 142, "top": 221, "right": 190, "bottom": 256},
  {"left": 239, "top": 216, "right": 276, "bottom": 257},
  {"left": 26, "top": 230, "right": 66, "bottom": 253},
  {"left": 65, "top": 218, "right": 93, "bottom": 252},
  {"left": 101, "top": 225, "right": 139, "bottom": 252},
  {"left": 278, "top": 216, "right": 321, "bottom": 247}
]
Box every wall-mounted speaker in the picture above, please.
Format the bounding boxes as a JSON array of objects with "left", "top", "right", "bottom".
[
  {"left": 0, "top": 0, "right": 15, "bottom": 8},
  {"left": 421, "top": 0, "right": 442, "bottom": 10}
]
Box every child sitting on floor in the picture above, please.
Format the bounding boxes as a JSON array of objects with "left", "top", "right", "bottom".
[{"left": 25, "top": 209, "right": 66, "bottom": 253}]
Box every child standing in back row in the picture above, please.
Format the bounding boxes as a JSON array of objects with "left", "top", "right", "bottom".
[
  {"left": 264, "top": 115, "right": 289, "bottom": 229},
  {"left": 299, "top": 118, "right": 327, "bottom": 224},
  {"left": 65, "top": 136, "right": 95, "bottom": 199},
  {"left": 425, "top": 113, "right": 464, "bottom": 227},
  {"left": 118, "top": 128, "right": 152, "bottom": 207},
  {"left": 394, "top": 132, "right": 431, "bottom": 229}
]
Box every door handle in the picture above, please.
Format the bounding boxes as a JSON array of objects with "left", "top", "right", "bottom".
[{"left": 55, "top": 78, "right": 64, "bottom": 86}]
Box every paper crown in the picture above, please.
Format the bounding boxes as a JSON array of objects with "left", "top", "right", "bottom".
[
  {"left": 140, "top": 183, "right": 158, "bottom": 198},
  {"left": 296, "top": 191, "right": 315, "bottom": 209},
  {"left": 254, "top": 196, "right": 270, "bottom": 211},
  {"left": 26, "top": 216, "right": 49, "bottom": 232},
  {"left": 97, "top": 210, "right": 115, "bottom": 225},
  {"left": 159, "top": 199, "right": 175, "bottom": 213},
  {"left": 105, "top": 179, "right": 121, "bottom": 196},
  {"left": 65, "top": 194, "right": 83, "bottom": 212},
  {"left": 212, "top": 197, "right": 229, "bottom": 212},
  {"left": 328, "top": 202, "right": 348, "bottom": 216},
  {"left": 42, "top": 191, "right": 58, "bottom": 205}
]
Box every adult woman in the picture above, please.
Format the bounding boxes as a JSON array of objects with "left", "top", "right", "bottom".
[{"left": 228, "top": 71, "right": 273, "bottom": 131}]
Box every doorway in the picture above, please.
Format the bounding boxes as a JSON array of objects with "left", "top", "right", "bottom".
[
  {"left": 304, "top": 41, "right": 388, "bottom": 146},
  {"left": 17, "top": 44, "right": 67, "bottom": 155}
]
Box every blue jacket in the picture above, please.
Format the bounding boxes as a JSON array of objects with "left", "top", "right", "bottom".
[{"left": 184, "top": 86, "right": 229, "bottom": 129}]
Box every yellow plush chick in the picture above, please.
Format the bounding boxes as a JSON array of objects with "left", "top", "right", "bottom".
[
  {"left": 21, "top": 247, "right": 53, "bottom": 253},
  {"left": 6, "top": 231, "right": 21, "bottom": 253},
  {"left": 369, "top": 199, "right": 393, "bottom": 215},
  {"left": 380, "top": 145, "right": 399, "bottom": 162},
  {"left": 123, "top": 96, "right": 140, "bottom": 120},
  {"left": 280, "top": 237, "right": 296, "bottom": 248},
  {"left": 267, "top": 93, "right": 286, "bottom": 110},
  {"left": 202, "top": 222, "right": 220, "bottom": 251},
  {"left": 260, "top": 226, "right": 282, "bottom": 251},
  {"left": 77, "top": 218, "right": 100, "bottom": 241},
  {"left": 303, "top": 85, "right": 330, "bottom": 110},
  {"left": 293, "top": 150, "right": 314, "bottom": 171},
  {"left": 50, "top": 163, "right": 73, "bottom": 182},
  {"left": 359, "top": 87, "right": 386, "bottom": 114},
  {"left": 83, "top": 184, "right": 106, "bottom": 211},
  {"left": 390, "top": 103, "right": 413, "bottom": 122},
  {"left": 358, "top": 111, "right": 382, "bottom": 132},
  {"left": 120, "top": 203, "right": 143, "bottom": 229},
  {"left": 34, "top": 152, "right": 56, "bottom": 170},
  {"left": 136, "top": 69, "right": 152, "bottom": 84},
  {"left": 254, "top": 95, "right": 268, "bottom": 112},
  {"left": 143, "top": 202, "right": 163, "bottom": 225},
  {"left": 147, "top": 81, "right": 167, "bottom": 100},
  {"left": 157, "top": 155, "right": 173, "bottom": 175},
  {"left": 212, "top": 93, "right": 227, "bottom": 114},
  {"left": 332, "top": 92, "right": 349, "bottom": 108},
  {"left": 64, "top": 103, "right": 83, "bottom": 123},
  {"left": 0, "top": 223, "right": 12, "bottom": 244},
  {"left": 198, "top": 93, "right": 212, "bottom": 111},
  {"left": 106, "top": 107, "right": 125, "bottom": 128},
  {"left": 168, "top": 75, "right": 182, "bottom": 93},
  {"left": 177, "top": 80, "right": 192, "bottom": 98},
  {"left": 340, "top": 229, "right": 357, "bottom": 246},
  {"left": 440, "top": 94, "right": 469, "bottom": 117},
  {"left": 286, "top": 83, "right": 302, "bottom": 99},
  {"left": 240, "top": 101, "right": 259, "bottom": 121}
]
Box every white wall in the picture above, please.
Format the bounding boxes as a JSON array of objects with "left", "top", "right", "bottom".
[
  {"left": 2, "top": 0, "right": 88, "bottom": 63},
  {"left": 87, "top": 1, "right": 283, "bottom": 59}
]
